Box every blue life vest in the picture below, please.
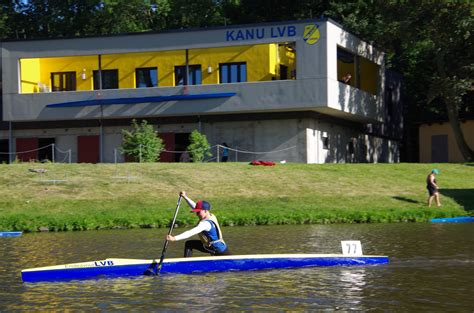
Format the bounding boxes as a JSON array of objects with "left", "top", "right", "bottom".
[{"left": 198, "top": 214, "right": 227, "bottom": 253}]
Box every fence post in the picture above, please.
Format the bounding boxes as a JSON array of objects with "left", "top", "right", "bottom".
[
  {"left": 52, "top": 144, "right": 55, "bottom": 163},
  {"left": 217, "top": 145, "right": 220, "bottom": 163},
  {"left": 68, "top": 149, "right": 72, "bottom": 164}
]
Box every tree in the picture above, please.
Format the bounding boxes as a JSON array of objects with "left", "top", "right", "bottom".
[
  {"left": 121, "top": 119, "right": 164, "bottom": 162},
  {"left": 187, "top": 130, "right": 212, "bottom": 162},
  {"left": 422, "top": 2, "right": 473, "bottom": 162},
  {"left": 342, "top": 2, "right": 473, "bottom": 162}
]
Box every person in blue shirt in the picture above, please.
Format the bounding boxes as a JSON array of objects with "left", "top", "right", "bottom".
[
  {"left": 166, "top": 191, "right": 231, "bottom": 257},
  {"left": 221, "top": 143, "right": 229, "bottom": 162}
]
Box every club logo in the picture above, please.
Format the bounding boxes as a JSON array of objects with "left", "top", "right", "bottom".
[{"left": 303, "top": 24, "right": 320, "bottom": 45}]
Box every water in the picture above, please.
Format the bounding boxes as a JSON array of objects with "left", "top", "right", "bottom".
[{"left": 1, "top": 223, "right": 473, "bottom": 311}]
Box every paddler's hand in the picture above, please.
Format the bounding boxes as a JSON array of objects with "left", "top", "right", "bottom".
[
  {"left": 179, "top": 191, "right": 186, "bottom": 197},
  {"left": 166, "top": 234, "right": 176, "bottom": 241}
]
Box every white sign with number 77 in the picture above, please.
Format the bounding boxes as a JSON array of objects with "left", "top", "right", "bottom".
[{"left": 341, "top": 240, "right": 363, "bottom": 256}]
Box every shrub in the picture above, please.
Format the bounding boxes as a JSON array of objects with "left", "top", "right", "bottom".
[
  {"left": 187, "top": 130, "right": 212, "bottom": 162},
  {"left": 121, "top": 119, "right": 164, "bottom": 162}
]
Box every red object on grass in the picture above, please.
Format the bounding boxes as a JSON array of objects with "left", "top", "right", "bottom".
[{"left": 250, "top": 160, "right": 276, "bottom": 166}]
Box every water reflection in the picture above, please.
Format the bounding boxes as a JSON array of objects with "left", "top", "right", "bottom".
[{"left": 1, "top": 223, "right": 473, "bottom": 311}]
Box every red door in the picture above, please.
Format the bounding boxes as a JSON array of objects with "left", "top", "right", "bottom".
[
  {"left": 16, "top": 138, "right": 38, "bottom": 162},
  {"left": 159, "top": 133, "right": 175, "bottom": 162},
  {"left": 78, "top": 136, "right": 100, "bottom": 163}
]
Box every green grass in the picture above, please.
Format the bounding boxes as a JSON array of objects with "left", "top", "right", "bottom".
[{"left": 0, "top": 162, "right": 472, "bottom": 232}]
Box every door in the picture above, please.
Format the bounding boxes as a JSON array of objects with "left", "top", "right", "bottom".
[
  {"left": 431, "top": 135, "right": 448, "bottom": 163},
  {"left": 78, "top": 135, "right": 100, "bottom": 163},
  {"left": 158, "top": 133, "right": 175, "bottom": 162},
  {"left": 38, "top": 138, "right": 55, "bottom": 162},
  {"left": 16, "top": 138, "right": 38, "bottom": 162},
  {"left": 175, "top": 133, "right": 191, "bottom": 162},
  {"left": 0, "top": 139, "right": 9, "bottom": 163}
]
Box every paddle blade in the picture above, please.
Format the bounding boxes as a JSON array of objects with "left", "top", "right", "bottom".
[{"left": 144, "top": 261, "right": 158, "bottom": 276}]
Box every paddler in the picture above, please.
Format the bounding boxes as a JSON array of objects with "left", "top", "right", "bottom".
[{"left": 166, "top": 191, "right": 231, "bottom": 257}]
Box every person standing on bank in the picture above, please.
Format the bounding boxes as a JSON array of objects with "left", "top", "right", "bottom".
[
  {"left": 427, "top": 169, "right": 441, "bottom": 207},
  {"left": 221, "top": 143, "right": 229, "bottom": 162},
  {"left": 166, "top": 191, "right": 231, "bottom": 257}
]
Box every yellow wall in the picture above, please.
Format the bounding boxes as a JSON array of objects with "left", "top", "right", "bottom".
[
  {"left": 419, "top": 120, "right": 474, "bottom": 162},
  {"left": 20, "top": 58, "right": 41, "bottom": 93},
  {"left": 39, "top": 55, "right": 97, "bottom": 91},
  {"left": 278, "top": 45, "right": 296, "bottom": 79},
  {"left": 19, "top": 43, "right": 294, "bottom": 93}
]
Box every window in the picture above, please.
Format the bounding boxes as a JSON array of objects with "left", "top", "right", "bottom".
[
  {"left": 337, "top": 47, "right": 355, "bottom": 86},
  {"left": 51, "top": 72, "right": 76, "bottom": 91},
  {"left": 136, "top": 67, "right": 158, "bottom": 88},
  {"left": 337, "top": 46, "right": 379, "bottom": 95},
  {"left": 174, "top": 65, "right": 202, "bottom": 86},
  {"left": 219, "top": 62, "right": 247, "bottom": 83},
  {"left": 93, "top": 69, "right": 119, "bottom": 90}
]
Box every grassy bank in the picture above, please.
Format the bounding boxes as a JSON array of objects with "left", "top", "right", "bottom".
[{"left": 0, "top": 163, "right": 472, "bottom": 232}]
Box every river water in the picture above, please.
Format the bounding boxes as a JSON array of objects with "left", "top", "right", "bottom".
[{"left": 1, "top": 223, "right": 472, "bottom": 311}]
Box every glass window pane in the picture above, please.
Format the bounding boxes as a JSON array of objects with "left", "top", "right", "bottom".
[
  {"left": 150, "top": 68, "right": 158, "bottom": 86},
  {"left": 220, "top": 65, "right": 228, "bottom": 83},
  {"left": 175, "top": 66, "right": 184, "bottom": 86},
  {"left": 193, "top": 66, "right": 202, "bottom": 85},
  {"left": 219, "top": 62, "right": 246, "bottom": 84},
  {"left": 93, "top": 70, "right": 118, "bottom": 90},
  {"left": 240, "top": 64, "right": 247, "bottom": 82},
  {"left": 136, "top": 67, "right": 157, "bottom": 88},
  {"left": 230, "top": 64, "right": 238, "bottom": 82},
  {"left": 51, "top": 72, "right": 76, "bottom": 91}
]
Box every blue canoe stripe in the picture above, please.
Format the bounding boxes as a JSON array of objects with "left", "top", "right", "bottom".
[
  {"left": 0, "top": 231, "right": 23, "bottom": 237},
  {"left": 430, "top": 216, "right": 474, "bottom": 223},
  {"left": 46, "top": 92, "right": 237, "bottom": 108}
]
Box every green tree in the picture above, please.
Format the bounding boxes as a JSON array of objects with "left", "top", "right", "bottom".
[
  {"left": 121, "top": 119, "right": 164, "bottom": 162},
  {"left": 89, "top": 0, "right": 169, "bottom": 35},
  {"left": 324, "top": 1, "right": 473, "bottom": 161},
  {"left": 187, "top": 130, "right": 212, "bottom": 162}
]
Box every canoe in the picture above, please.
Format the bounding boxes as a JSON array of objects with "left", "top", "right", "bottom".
[
  {"left": 0, "top": 231, "right": 23, "bottom": 237},
  {"left": 21, "top": 253, "right": 389, "bottom": 283},
  {"left": 430, "top": 216, "right": 474, "bottom": 223}
]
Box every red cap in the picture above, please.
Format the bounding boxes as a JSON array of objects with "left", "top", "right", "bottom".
[{"left": 191, "top": 200, "right": 211, "bottom": 212}]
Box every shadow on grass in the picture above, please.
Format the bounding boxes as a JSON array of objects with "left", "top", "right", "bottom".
[
  {"left": 392, "top": 196, "right": 421, "bottom": 204},
  {"left": 441, "top": 189, "right": 474, "bottom": 212}
]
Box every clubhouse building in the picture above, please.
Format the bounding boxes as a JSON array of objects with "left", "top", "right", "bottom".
[{"left": 0, "top": 18, "right": 402, "bottom": 163}]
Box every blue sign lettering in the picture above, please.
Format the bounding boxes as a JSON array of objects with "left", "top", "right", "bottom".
[
  {"left": 288, "top": 26, "right": 296, "bottom": 37},
  {"left": 226, "top": 25, "right": 296, "bottom": 41},
  {"left": 226, "top": 30, "right": 235, "bottom": 41}
]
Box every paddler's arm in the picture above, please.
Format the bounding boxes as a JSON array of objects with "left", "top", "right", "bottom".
[
  {"left": 180, "top": 191, "right": 196, "bottom": 209},
  {"left": 167, "top": 221, "right": 211, "bottom": 241}
]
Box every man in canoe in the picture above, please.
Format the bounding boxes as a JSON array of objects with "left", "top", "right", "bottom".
[{"left": 166, "top": 191, "right": 231, "bottom": 257}]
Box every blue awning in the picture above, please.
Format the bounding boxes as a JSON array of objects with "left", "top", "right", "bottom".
[{"left": 46, "top": 92, "right": 236, "bottom": 108}]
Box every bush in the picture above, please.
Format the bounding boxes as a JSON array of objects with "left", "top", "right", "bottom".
[
  {"left": 121, "top": 119, "right": 164, "bottom": 162},
  {"left": 187, "top": 130, "right": 212, "bottom": 162}
]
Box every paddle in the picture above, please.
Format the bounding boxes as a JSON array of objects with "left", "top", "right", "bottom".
[{"left": 145, "top": 195, "right": 183, "bottom": 275}]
